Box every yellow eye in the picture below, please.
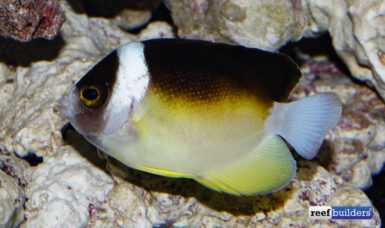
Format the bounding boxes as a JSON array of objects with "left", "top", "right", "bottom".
[{"left": 79, "top": 85, "right": 104, "bottom": 108}]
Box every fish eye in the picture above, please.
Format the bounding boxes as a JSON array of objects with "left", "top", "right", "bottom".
[{"left": 79, "top": 85, "right": 104, "bottom": 108}]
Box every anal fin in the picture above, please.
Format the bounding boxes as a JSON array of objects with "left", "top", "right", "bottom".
[
  {"left": 194, "top": 136, "right": 296, "bottom": 196},
  {"left": 136, "top": 165, "right": 193, "bottom": 178}
]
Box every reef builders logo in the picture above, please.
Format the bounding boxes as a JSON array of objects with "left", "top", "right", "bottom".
[{"left": 309, "top": 206, "right": 373, "bottom": 220}]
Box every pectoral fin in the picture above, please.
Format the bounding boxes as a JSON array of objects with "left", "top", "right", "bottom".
[{"left": 194, "top": 136, "right": 296, "bottom": 196}]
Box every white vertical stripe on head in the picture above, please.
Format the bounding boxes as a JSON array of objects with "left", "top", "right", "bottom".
[
  {"left": 116, "top": 42, "right": 149, "bottom": 106},
  {"left": 103, "top": 42, "right": 150, "bottom": 134}
]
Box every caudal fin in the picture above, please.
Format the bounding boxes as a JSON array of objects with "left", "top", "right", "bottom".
[{"left": 265, "top": 93, "right": 342, "bottom": 160}]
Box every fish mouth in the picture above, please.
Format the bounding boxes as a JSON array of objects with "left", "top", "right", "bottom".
[{"left": 59, "top": 94, "right": 80, "bottom": 120}]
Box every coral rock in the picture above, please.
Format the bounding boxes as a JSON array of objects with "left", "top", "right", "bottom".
[
  {"left": 69, "top": 0, "right": 162, "bottom": 31},
  {"left": 23, "top": 146, "right": 115, "bottom": 227},
  {"left": 165, "top": 0, "right": 306, "bottom": 51},
  {"left": 303, "top": 0, "right": 385, "bottom": 108},
  {"left": 0, "top": 155, "right": 26, "bottom": 228},
  {"left": 0, "top": 0, "right": 65, "bottom": 42}
]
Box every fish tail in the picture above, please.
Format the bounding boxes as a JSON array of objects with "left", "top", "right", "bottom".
[{"left": 265, "top": 93, "right": 342, "bottom": 160}]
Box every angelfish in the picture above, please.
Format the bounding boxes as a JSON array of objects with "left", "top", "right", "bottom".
[{"left": 60, "top": 39, "right": 342, "bottom": 196}]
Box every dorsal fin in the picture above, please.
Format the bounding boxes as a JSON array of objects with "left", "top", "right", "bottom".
[{"left": 142, "top": 38, "right": 301, "bottom": 102}]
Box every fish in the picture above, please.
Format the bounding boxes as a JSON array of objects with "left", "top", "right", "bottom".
[{"left": 59, "top": 38, "right": 342, "bottom": 196}]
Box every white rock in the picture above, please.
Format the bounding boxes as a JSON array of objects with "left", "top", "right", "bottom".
[
  {"left": 23, "top": 146, "right": 114, "bottom": 227},
  {"left": 165, "top": 0, "right": 307, "bottom": 51},
  {"left": 0, "top": 171, "right": 24, "bottom": 228},
  {"left": 304, "top": 0, "right": 385, "bottom": 99}
]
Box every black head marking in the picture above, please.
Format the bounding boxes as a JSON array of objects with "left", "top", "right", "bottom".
[
  {"left": 76, "top": 50, "right": 119, "bottom": 106},
  {"left": 71, "top": 49, "right": 119, "bottom": 134}
]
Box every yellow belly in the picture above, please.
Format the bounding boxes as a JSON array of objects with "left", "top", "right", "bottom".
[{"left": 129, "top": 80, "right": 273, "bottom": 175}]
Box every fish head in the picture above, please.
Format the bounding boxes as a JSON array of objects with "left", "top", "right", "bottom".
[
  {"left": 59, "top": 43, "right": 149, "bottom": 146},
  {"left": 59, "top": 80, "right": 110, "bottom": 139}
]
